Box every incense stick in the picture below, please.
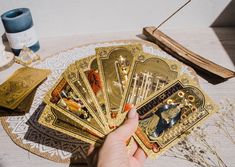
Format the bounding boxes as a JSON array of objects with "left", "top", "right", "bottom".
[{"left": 153, "top": 0, "right": 191, "bottom": 33}]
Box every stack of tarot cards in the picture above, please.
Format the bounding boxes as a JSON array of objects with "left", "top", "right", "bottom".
[
  {"left": 0, "top": 67, "right": 50, "bottom": 113},
  {"left": 38, "top": 44, "right": 218, "bottom": 158}
]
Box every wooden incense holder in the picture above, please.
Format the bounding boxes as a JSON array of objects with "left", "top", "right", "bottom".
[{"left": 143, "top": 26, "right": 235, "bottom": 79}]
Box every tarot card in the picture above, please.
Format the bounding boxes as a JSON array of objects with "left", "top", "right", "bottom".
[
  {"left": 38, "top": 105, "right": 102, "bottom": 145},
  {"left": 75, "top": 56, "right": 110, "bottom": 131},
  {"left": 63, "top": 62, "right": 109, "bottom": 133},
  {"left": 96, "top": 44, "right": 142, "bottom": 126},
  {"left": 133, "top": 74, "right": 218, "bottom": 158},
  {"left": 117, "top": 53, "right": 181, "bottom": 125},
  {"left": 44, "top": 77, "right": 106, "bottom": 138},
  {"left": 0, "top": 67, "right": 50, "bottom": 110}
]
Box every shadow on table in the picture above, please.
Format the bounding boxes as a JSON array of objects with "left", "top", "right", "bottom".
[
  {"left": 212, "top": 27, "right": 235, "bottom": 66},
  {"left": 0, "top": 108, "right": 26, "bottom": 117},
  {"left": 2, "top": 33, "right": 12, "bottom": 52},
  {"left": 211, "top": 0, "right": 235, "bottom": 28},
  {"left": 211, "top": 0, "right": 235, "bottom": 67},
  {"left": 69, "top": 160, "right": 88, "bottom": 167},
  {"left": 24, "top": 103, "right": 88, "bottom": 166}
]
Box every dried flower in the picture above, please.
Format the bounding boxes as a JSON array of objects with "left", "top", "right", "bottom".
[{"left": 163, "top": 98, "right": 235, "bottom": 167}]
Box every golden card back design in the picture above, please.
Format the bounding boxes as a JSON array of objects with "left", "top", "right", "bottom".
[{"left": 0, "top": 67, "right": 50, "bottom": 109}]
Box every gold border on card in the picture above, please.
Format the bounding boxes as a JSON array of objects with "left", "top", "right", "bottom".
[{"left": 0, "top": 39, "right": 198, "bottom": 163}]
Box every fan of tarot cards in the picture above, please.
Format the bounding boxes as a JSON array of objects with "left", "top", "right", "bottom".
[{"left": 38, "top": 44, "right": 218, "bottom": 158}]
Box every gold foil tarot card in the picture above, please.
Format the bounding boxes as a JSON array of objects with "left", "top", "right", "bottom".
[
  {"left": 44, "top": 77, "right": 105, "bottom": 138},
  {"left": 38, "top": 105, "right": 102, "bottom": 145},
  {"left": 134, "top": 74, "right": 218, "bottom": 158},
  {"left": 0, "top": 67, "right": 50, "bottom": 110},
  {"left": 75, "top": 56, "right": 110, "bottom": 131},
  {"left": 0, "top": 87, "right": 37, "bottom": 114},
  {"left": 63, "top": 63, "right": 109, "bottom": 133},
  {"left": 118, "top": 53, "right": 181, "bottom": 125},
  {"left": 96, "top": 44, "right": 142, "bottom": 126}
]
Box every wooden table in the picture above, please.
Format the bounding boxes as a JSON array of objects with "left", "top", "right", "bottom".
[{"left": 0, "top": 28, "right": 235, "bottom": 167}]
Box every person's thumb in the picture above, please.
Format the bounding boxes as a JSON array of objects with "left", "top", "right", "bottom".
[{"left": 111, "top": 107, "right": 138, "bottom": 141}]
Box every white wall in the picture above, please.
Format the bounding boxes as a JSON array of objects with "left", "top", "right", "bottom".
[{"left": 0, "top": 0, "right": 232, "bottom": 38}]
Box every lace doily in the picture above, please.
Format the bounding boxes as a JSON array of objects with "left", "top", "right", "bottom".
[{"left": 0, "top": 40, "right": 197, "bottom": 163}]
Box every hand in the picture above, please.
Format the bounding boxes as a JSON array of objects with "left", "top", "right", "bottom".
[{"left": 87, "top": 107, "right": 147, "bottom": 167}]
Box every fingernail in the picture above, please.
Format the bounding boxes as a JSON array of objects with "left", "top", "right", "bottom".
[
  {"left": 124, "top": 103, "right": 134, "bottom": 112},
  {"left": 128, "top": 107, "right": 137, "bottom": 119}
]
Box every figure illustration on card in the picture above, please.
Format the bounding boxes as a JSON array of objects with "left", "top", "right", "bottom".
[
  {"left": 139, "top": 88, "right": 202, "bottom": 141},
  {"left": 50, "top": 81, "right": 90, "bottom": 121},
  {"left": 114, "top": 55, "right": 130, "bottom": 94},
  {"left": 86, "top": 58, "right": 105, "bottom": 109}
]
